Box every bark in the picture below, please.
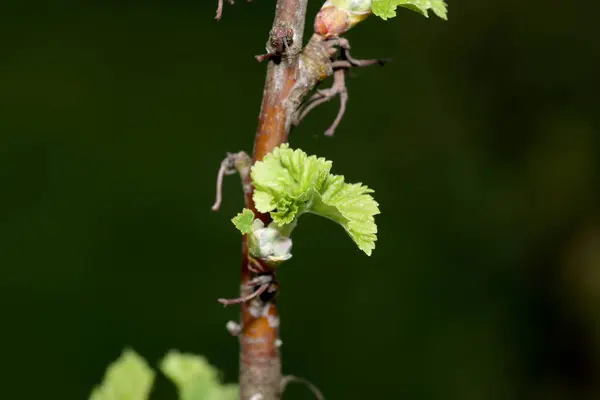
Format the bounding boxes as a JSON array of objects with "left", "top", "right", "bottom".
[{"left": 238, "top": 2, "right": 335, "bottom": 399}]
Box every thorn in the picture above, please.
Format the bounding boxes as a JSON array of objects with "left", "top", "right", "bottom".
[
  {"left": 275, "top": 338, "right": 283, "bottom": 348},
  {"left": 281, "top": 375, "right": 325, "bottom": 400}
]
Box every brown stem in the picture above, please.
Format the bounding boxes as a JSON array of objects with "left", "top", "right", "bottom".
[
  {"left": 236, "top": 28, "right": 386, "bottom": 400},
  {"left": 237, "top": 7, "right": 363, "bottom": 400},
  {"left": 239, "top": 1, "right": 312, "bottom": 399},
  {"left": 216, "top": 3, "right": 386, "bottom": 399}
]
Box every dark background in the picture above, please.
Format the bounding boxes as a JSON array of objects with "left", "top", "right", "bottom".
[{"left": 1, "top": 1, "right": 599, "bottom": 399}]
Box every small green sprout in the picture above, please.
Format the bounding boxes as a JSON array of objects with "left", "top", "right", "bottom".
[
  {"left": 231, "top": 208, "right": 255, "bottom": 234},
  {"left": 232, "top": 144, "right": 380, "bottom": 256},
  {"left": 231, "top": 209, "right": 294, "bottom": 265}
]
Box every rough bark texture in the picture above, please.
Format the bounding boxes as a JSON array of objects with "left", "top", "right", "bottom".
[{"left": 238, "top": 2, "right": 335, "bottom": 399}]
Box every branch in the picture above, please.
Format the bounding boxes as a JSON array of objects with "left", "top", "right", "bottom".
[
  {"left": 237, "top": 3, "right": 386, "bottom": 400},
  {"left": 239, "top": 1, "right": 310, "bottom": 399},
  {"left": 252, "top": 0, "right": 308, "bottom": 165}
]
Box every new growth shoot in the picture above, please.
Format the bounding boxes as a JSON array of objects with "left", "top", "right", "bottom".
[{"left": 232, "top": 144, "right": 381, "bottom": 262}]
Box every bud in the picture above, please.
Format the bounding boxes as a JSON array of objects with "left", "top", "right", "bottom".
[
  {"left": 314, "top": 0, "right": 373, "bottom": 38},
  {"left": 248, "top": 219, "right": 293, "bottom": 265}
]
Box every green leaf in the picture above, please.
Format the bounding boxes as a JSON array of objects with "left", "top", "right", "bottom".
[
  {"left": 250, "top": 144, "right": 380, "bottom": 256},
  {"left": 89, "top": 349, "right": 155, "bottom": 400},
  {"left": 372, "top": 0, "right": 447, "bottom": 20},
  {"left": 231, "top": 208, "right": 255, "bottom": 234},
  {"left": 253, "top": 191, "right": 276, "bottom": 214},
  {"left": 251, "top": 143, "right": 332, "bottom": 222},
  {"left": 160, "top": 350, "right": 239, "bottom": 400},
  {"left": 313, "top": 175, "right": 379, "bottom": 256}
]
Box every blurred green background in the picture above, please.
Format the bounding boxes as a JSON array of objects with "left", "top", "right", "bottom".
[{"left": 1, "top": 1, "right": 599, "bottom": 399}]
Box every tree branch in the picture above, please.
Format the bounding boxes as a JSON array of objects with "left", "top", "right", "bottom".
[
  {"left": 238, "top": 2, "right": 383, "bottom": 399},
  {"left": 238, "top": 1, "right": 310, "bottom": 399}
]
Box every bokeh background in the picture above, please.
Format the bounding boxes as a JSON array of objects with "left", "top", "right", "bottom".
[{"left": 1, "top": 1, "right": 599, "bottom": 399}]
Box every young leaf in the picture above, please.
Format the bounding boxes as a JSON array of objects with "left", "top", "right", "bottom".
[
  {"left": 89, "top": 349, "right": 155, "bottom": 400},
  {"left": 231, "top": 208, "right": 255, "bottom": 234},
  {"left": 160, "top": 350, "right": 239, "bottom": 400},
  {"left": 313, "top": 175, "right": 379, "bottom": 256},
  {"left": 251, "top": 143, "right": 332, "bottom": 224},
  {"left": 372, "top": 0, "right": 447, "bottom": 20},
  {"left": 250, "top": 144, "right": 380, "bottom": 256}
]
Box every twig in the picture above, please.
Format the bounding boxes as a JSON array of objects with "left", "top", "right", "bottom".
[
  {"left": 328, "top": 37, "right": 390, "bottom": 67},
  {"left": 215, "top": 0, "right": 232, "bottom": 21},
  {"left": 211, "top": 151, "right": 251, "bottom": 211},
  {"left": 293, "top": 37, "right": 389, "bottom": 135},
  {"left": 238, "top": 1, "right": 312, "bottom": 399},
  {"left": 219, "top": 275, "right": 273, "bottom": 306},
  {"left": 280, "top": 375, "right": 325, "bottom": 400},
  {"left": 211, "top": 153, "right": 237, "bottom": 211},
  {"left": 235, "top": 4, "right": 385, "bottom": 400},
  {"left": 296, "top": 69, "right": 348, "bottom": 136},
  {"left": 214, "top": 1, "right": 388, "bottom": 399},
  {"left": 326, "top": 81, "right": 348, "bottom": 136},
  {"left": 216, "top": 0, "right": 254, "bottom": 21},
  {"left": 218, "top": 283, "right": 270, "bottom": 306}
]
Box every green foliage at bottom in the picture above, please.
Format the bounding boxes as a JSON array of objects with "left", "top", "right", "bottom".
[{"left": 90, "top": 349, "right": 238, "bottom": 400}]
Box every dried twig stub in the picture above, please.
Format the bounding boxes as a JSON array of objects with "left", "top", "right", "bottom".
[
  {"left": 211, "top": 151, "right": 251, "bottom": 211},
  {"left": 280, "top": 375, "right": 325, "bottom": 400},
  {"left": 211, "top": 153, "right": 237, "bottom": 211},
  {"left": 295, "top": 69, "right": 348, "bottom": 136},
  {"left": 218, "top": 283, "right": 270, "bottom": 306},
  {"left": 218, "top": 275, "right": 274, "bottom": 306},
  {"left": 256, "top": 23, "right": 295, "bottom": 62},
  {"left": 294, "top": 37, "right": 389, "bottom": 136},
  {"left": 216, "top": 0, "right": 253, "bottom": 20}
]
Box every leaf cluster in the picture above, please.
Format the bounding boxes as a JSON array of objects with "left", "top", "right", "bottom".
[
  {"left": 90, "top": 349, "right": 238, "bottom": 400},
  {"left": 233, "top": 144, "right": 380, "bottom": 256}
]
